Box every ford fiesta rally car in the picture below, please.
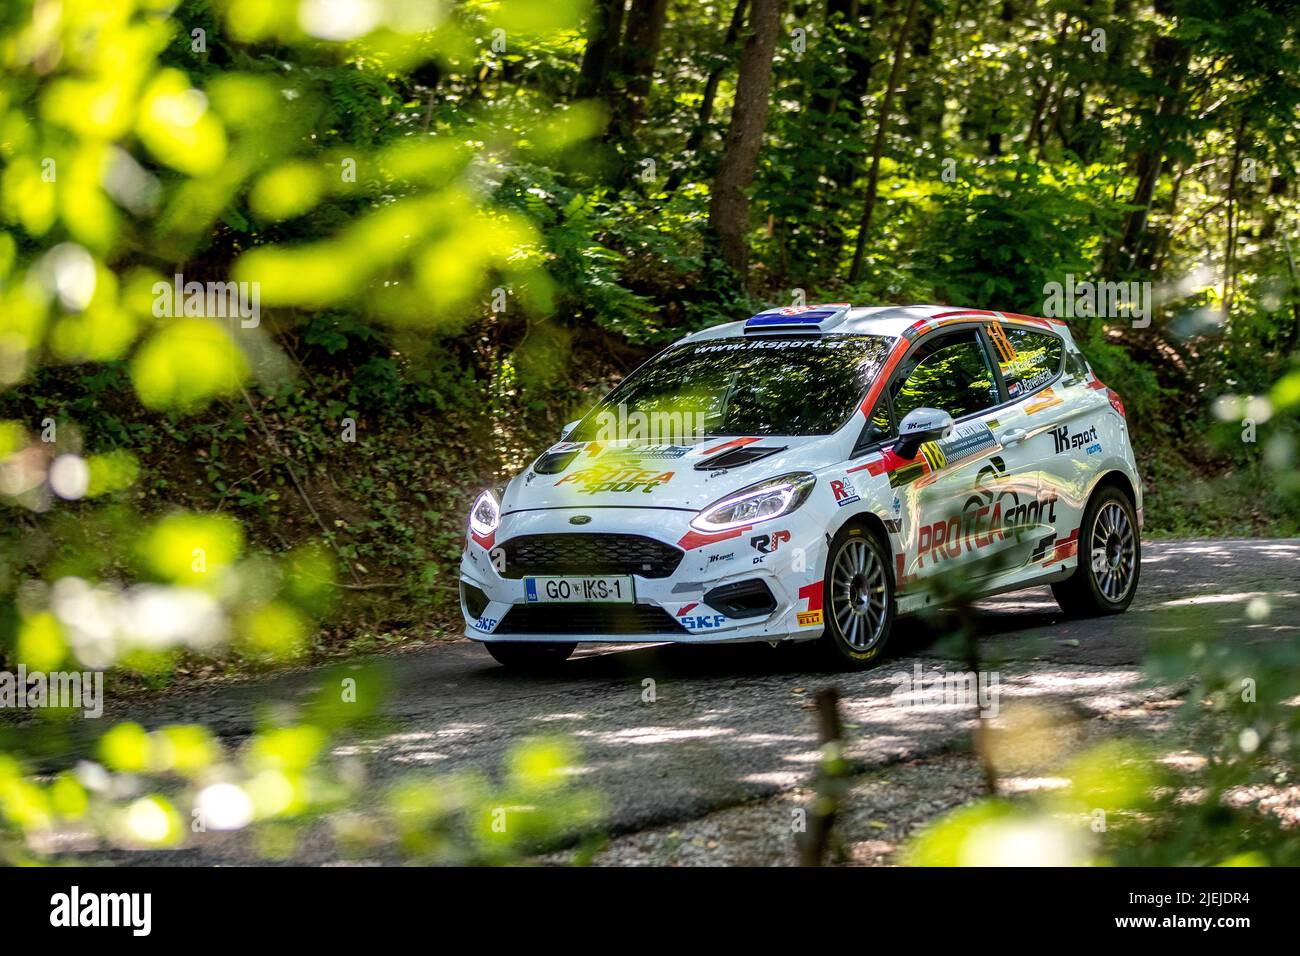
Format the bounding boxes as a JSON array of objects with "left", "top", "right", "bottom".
[{"left": 461, "top": 304, "right": 1142, "bottom": 669}]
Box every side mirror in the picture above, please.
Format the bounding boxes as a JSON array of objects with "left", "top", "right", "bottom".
[
  {"left": 559, "top": 420, "right": 580, "bottom": 441},
  {"left": 894, "top": 407, "right": 954, "bottom": 460}
]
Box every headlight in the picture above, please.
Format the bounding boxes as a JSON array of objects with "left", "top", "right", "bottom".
[
  {"left": 469, "top": 489, "right": 500, "bottom": 537},
  {"left": 690, "top": 472, "right": 816, "bottom": 533}
]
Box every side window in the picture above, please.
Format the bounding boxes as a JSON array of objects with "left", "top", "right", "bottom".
[
  {"left": 989, "top": 326, "right": 1063, "bottom": 398},
  {"left": 890, "top": 331, "right": 999, "bottom": 423},
  {"left": 1062, "top": 347, "right": 1090, "bottom": 385}
]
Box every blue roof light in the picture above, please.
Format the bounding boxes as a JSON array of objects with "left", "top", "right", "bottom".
[{"left": 743, "top": 303, "right": 852, "bottom": 332}]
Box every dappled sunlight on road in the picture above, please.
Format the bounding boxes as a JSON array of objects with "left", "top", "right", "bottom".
[{"left": 19, "top": 540, "right": 1298, "bottom": 864}]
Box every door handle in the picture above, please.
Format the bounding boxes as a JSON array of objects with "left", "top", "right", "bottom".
[{"left": 999, "top": 427, "right": 1028, "bottom": 447}]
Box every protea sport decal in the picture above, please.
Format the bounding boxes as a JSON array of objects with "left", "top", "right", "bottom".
[{"left": 555, "top": 465, "right": 674, "bottom": 494}]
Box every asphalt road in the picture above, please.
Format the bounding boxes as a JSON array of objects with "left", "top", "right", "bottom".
[{"left": 23, "top": 538, "right": 1300, "bottom": 864}]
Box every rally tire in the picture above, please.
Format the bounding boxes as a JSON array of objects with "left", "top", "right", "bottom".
[
  {"left": 817, "top": 523, "right": 896, "bottom": 670},
  {"left": 484, "top": 641, "right": 577, "bottom": 670},
  {"left": 1051, "top": 485, "right": 1140, "bottom": 617}
]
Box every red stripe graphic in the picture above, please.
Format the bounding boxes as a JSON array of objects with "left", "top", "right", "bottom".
[
  {"left": 701, "top": 436, "right": 760, "bottom": 455},
  {"left": 677, "top": 526, "right": 749, "bottom": 551},
  {"left": 798, "top": 581, "right": 824, "bottom": 613},
  {"left": 858, "top": 338, "right": 911, "bottom": 417}
]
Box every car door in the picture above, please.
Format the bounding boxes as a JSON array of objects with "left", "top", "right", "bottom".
[
  {"left": 884, "top": 327, "right": 1039, "bottom": 593},
  {"left": 983, "top": 320, "right": 1096, "bottom": 570}
]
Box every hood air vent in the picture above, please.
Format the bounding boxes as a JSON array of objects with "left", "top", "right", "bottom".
[{"left": 694, "top": 445, "right": 787, "bottom": 471}]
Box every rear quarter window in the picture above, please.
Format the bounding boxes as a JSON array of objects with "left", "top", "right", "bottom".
[{"left": 989, "top": 327, "right": 1063, "bottom": 398}]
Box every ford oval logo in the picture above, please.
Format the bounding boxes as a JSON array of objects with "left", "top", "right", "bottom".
[{"left": 569, "top": 515, "right": 592, "bottom": 525}]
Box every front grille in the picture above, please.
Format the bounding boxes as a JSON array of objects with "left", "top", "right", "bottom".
[
  {"left": 498, "top": 533, "right": 684, "bottom": 579},
  {"left": 495, "top": 603, "right": 688, "bottom": 636}
]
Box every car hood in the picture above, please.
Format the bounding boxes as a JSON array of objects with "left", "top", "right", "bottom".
[{"left": 501, "top": 435, "right": 839, "bottom": 513}]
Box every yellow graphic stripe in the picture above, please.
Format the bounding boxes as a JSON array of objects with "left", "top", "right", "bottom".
[
  {"left": 987, "top": 321, "right": 1017, "bottom": 364},
  {"left": 920, "top": 440, "right": 946, "bottom": 471}
]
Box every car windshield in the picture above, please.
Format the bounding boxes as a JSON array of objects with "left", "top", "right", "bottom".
[{"left": 570, "top": 334, "right": 895, "bottom": 441}]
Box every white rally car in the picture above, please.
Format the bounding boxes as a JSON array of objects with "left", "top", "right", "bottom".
[{"left": 460, "top": 304, "right": 1142, "bottom": 669}]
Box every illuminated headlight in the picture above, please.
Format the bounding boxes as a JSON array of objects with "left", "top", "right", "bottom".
[
  {"left": 469, "top": 489, "right": 500, "bottom": 537},
  {"left": 690, "top": 473, "right": 816, "bottom": 533}
]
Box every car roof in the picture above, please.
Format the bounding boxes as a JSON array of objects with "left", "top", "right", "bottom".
[{"left": 677, "top": 304, "right": 1069, "bottom": 345}]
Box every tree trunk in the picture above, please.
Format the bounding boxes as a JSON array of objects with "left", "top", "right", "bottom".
[
  {"left": 708, "top": 0, "right": 782, "bottom": 275},
  {"left": 618, "top": 0, "right": 671, "bottom": 128},
  {"left": 577, "top": 0, "right": 626, "bottom": 100},
  {"left": 848, "top": 0, "right": 921, "bottom": 283},
  {"left": 1222, "top": 113, "right": 1248, "bottom": 321},
  {"left": 663, "top": 0, "right": 749, "bottom": 193},
  {"left": 900, "top": 5, "right": 936, "bottom": 140},
  {"left": 685, "top": 0, "right": 749, "bottom": 153},
  {"left": 1108, "top": 24, "right": 1190, "bottom": 274},
  {"left": 1024, "top": 11, "right": 1073, "bottom": 155}
]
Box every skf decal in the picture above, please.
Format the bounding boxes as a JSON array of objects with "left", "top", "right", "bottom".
[
  {"left": 678, "top": 602, "right": 727, "bottom": 631},
  {"left": 797, "top": 581, "right": 824, "bottom": 627},
  {"left": 474, "top": 616, "right": 498, "bottom": 633},
  {"left": 830, "top": 476, "right": 861, "bottom": 507},
  {"left": 679, "top": 611, "right": 727, "bottom": 630},
  {"left": 1050, "top": 423, "right": 1099, "bottom": 455},
  {"left": 555, "top": 465, "right": 674, "bottom": 494}
]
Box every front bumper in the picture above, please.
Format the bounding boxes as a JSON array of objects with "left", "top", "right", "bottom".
[{"left": 459, "top": 507, "right": 827, "bottom": 644}]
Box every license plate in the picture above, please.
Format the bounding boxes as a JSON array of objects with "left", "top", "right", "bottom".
[{"left": 523, "top": 576, "right": 634, "bottom": 604}]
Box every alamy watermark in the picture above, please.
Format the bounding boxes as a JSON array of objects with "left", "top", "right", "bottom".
[
  {"left": 587, "top": 403, "right": 707, "bottom": 445},
  {"left": 152, "top": 273, "right": 260, "bottom": 328},
  {"left": 889, "top": 663, "right": 1001, "bottom": 718},
  {"left": 1042, "top": 274, "right": 1151, "bottom": 328},
  {"left": 0, "top": 666, "right": 103, "bottom": 718},
  {"left": 50, "top": 886, "right": 150, "bottom": 936}
]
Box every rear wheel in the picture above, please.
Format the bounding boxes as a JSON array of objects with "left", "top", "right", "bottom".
[
  {"left": 484, "top": 641, "right": 576, "bottom": 670},
  {"left": 1052, "top": 485, "right": 1140, "bottom": 617},
  {"left": 817, "top": 524, "right": 896, "bottom": 669}
]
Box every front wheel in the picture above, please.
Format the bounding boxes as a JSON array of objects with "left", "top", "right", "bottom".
[
  {"left": 484, "top": 641, "right": 576, "bottom": 670},
  {"left": 816, "top": 524, "right": 896, "bottom": 670},
  {"left": 1051, "top": 485, "right": 1141, "bottom": 617}
]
